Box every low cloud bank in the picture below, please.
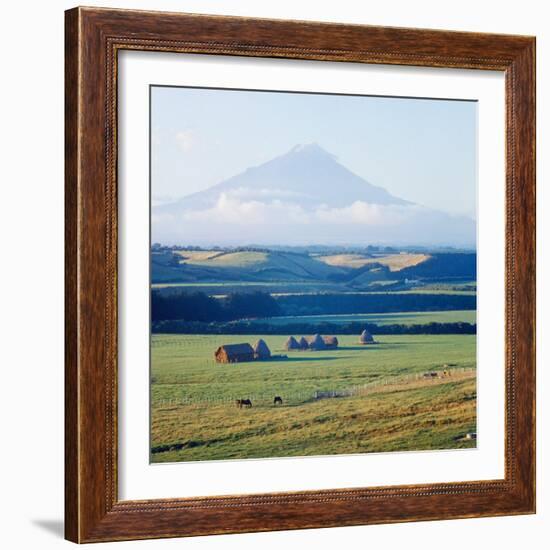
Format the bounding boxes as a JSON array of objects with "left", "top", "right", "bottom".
[{"left": 152, "top": 193, "right": 475, "bottom": 247}]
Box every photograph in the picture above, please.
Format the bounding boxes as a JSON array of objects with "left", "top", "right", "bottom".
[{"left": 149, "top": 86, "right": 478, "bottom": 463}]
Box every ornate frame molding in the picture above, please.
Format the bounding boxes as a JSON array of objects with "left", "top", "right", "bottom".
[{"left": 65, "top": 7, "right": 535, "bottom": 542}]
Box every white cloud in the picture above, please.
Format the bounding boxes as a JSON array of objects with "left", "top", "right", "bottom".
[
  {"left": 181, "top": 193, "right": 308, "bottom": 225},
  {"left": 151, "top": 195, "right": 176, "bottom": 207},
  {"left": 180, "top": 195, "right": 421, "bottom": 227},
  {"left": 152, "top": 196, "right": 474, "bottom": 246},
  {"left": 151, "top": 212, "right": 175, "bottom": 225},
  {"left": 315, "top": 201, "right": 418, "bottom": 226},
  {"left": 174, "top": 130, "right": 196, "bottom": 153}
]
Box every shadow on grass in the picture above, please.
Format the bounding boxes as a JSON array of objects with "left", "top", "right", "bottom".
[
  {"left": 339, "top": 343, "right": 408, "bottom": 351},
  {"left": 220, "top": 356, "right": 344, "bottom": 367},
  {"left": 152, "top": 421, "right": 282, "bottom": 456},
  {"left": 279, "top": 356, "right": 343, "bottom": 363}
]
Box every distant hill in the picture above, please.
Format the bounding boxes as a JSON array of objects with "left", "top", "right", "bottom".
[
  {"left": 177, "top": 249, "right": 342, "bottom": 280},
  {"left": 152, "top": 248, "right": 347, "bottom": 284},
  {"left": 398, "top": 253, "right": 476, "bottom": 280},
  {"left": 151, "top": 247, "right": 474, "bottom": 287},
  {"left": 153, "top": 143, "right": 476, "bottom": 247},
  {"left": 318, "top": 252, "right": 430, "bottom": 271}
]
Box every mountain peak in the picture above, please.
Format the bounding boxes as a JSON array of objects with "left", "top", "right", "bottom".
[
  {"left": 157, "top": 142, "right": 410, "bottom": 214},
  {"left": 288, "top": 143, "right": 333, "bottom": 158}
]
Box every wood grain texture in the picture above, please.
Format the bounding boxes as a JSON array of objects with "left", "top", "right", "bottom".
[
  {"left": 64, "top": 7, "right": 79, "bottom": 543},
  {"left": 64, "top": 6, "right": 536, "bottom": 543}
]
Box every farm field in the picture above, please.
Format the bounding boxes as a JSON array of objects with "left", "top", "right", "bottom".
[
  {"left": 152, "top": 282, "right": 476, "bottom": 297},
  {"left": 151, "top": 281, "right": 342, "bottom": 297},
  {"left": 245, "top": 310, "right": 476, "bottom": 327},
  {"left": 317, "top": 252, "right": 430, "bottom": 271},
  {"left": 151, "top": 333, "right": 476, "bottom": 462}
]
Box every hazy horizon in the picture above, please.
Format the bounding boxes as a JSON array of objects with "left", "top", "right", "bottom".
[{"left": 152, "top": 242, "right": 476, "bottom": 253}]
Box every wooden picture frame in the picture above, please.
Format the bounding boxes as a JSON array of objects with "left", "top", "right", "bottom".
[{"left": 65, "top": 6, "right": 536, "bottom": 543}]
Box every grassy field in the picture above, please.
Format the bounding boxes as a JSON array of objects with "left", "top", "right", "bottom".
[
  {"left": 246, "top": 310, "right": 476, "bottom": 327},
  {"left": 318, "top": 252, "right": 429, "bottom": 271},
  {"left": 151, "top": 281, "right": 355, "bottom": 298},
  {"left": 176, "top": 250, "right": 431, "bottom": 272},
  {"left": 151, "top": 333, "right": 477, "bottom": 462},
  {"left": 173, "top": 249, "right": 340, "bottom": 279},
  {"left": 152, "top": 282, "right": 476, "bottom": 297}
]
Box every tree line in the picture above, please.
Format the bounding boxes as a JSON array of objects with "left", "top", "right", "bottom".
[
  {"left": 152, "top": 319, "right": 476, "bottom": 335},
  {"left": 151, "top": 290, "right": 281, "bottom": 322},
  {"left": 152, "top": 290, "right": 476, "bottom": 323},
  {"left": 276, "top": 292, "right": 475, "bottom": 317}
]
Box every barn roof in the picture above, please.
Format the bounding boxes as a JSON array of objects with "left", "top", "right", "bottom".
[{"left": 217, "top": 343, "right": 254, "bottom": 356}]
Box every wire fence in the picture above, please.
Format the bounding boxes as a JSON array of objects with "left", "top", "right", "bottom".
[{"left": 154, "top": 367, "right": 475, "bottom": 410}]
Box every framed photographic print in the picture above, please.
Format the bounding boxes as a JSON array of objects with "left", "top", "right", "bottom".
[{"left": 65, "top": 7, "right": 536, "bottom": 543}]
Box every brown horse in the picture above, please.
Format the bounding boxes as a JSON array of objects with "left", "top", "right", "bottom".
[
  {"left": 236, "top": 398, "right": 252, "bottom": 408},
  {"left": 274, "top": 396, "right": 283, "bottom": 406}
]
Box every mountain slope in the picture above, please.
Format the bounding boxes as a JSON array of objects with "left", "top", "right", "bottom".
[
  {"left": 152, "top": 143, "right": 476, "bottom": 247},
  {"left": 158, "top": 143, "right": 408, "bottom": 213}
]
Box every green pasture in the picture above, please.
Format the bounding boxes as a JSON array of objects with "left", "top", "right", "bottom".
[
  {"left": 151, "top": 281, "right": 341, "bottom": 295},
  {"left": 246, "top": 310, "right": 476, "bottom": 327},
  {"left": 151, "top": 333, "right": 477, "bottom": 462},
  {"left": 152, "top": 281, "right": 476, "bottom": 297}
]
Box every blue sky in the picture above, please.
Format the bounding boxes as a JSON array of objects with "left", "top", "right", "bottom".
[{"left": 151, "top": 86, "right": 477, "bottom": 219}]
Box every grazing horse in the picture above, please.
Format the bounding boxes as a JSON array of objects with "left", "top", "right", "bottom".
[
  {"left": 274, "top": 396, "right": 283, "bottom": 406},
  {"left": 236, "top": 398, "right": 252, "bottom": 408}
]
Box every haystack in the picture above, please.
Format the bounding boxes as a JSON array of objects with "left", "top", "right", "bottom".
[
  {"left": 359, "top": 329, "right": 375, "bottom": 344},
  {"left": 298, "top": 336, "right": 309, "bottom": 350},
  {"left": 284, "top": 336, "right": 300, "bottom": 351},
  {"left": 253, "top": 338, "right": 271, "bottom": 359},
  {"left": 308, "top": 334, "right": 326, "bottom": 350},
  {"left": 323, "top": 336, "right": 339, "bottom": 349}
]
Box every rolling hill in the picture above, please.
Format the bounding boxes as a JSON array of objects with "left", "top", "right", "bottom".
[
  {"left": 318, "top": 252, "right": 430, "bottom": 271},
  {"left": 153, "top": 248, "right": 348, "bottom": 284},
  {"left": 151, "top": 246, "right": 475, "bottom": 290}
]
